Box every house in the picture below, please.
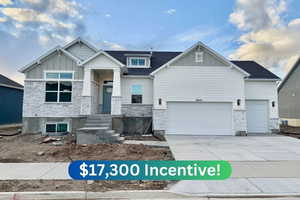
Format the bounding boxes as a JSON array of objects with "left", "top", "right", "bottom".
[
  {"left": 19, "top": 38, "right": 280, "bottom": 136},
  {"left": 278, "top": 57, "right": 300, "bottom": 126},
  {"left": 0, "top": 74, "right": 23, "bottom": 126}
]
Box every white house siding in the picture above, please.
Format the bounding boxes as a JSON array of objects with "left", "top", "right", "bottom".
[
  {"left": 23, "top": 80, "right": 83, "bottom": 117},
  {"left": 245, "top": 80, "right": 279, "bottom": 131},
  {"left": 153, "top": 65, "right": 246, "bottom": 133},
  {"left": 25, "top": 52, "right": 83, "bottom": 79},
  {"left": 121, "top": 76, "right": 153, "bottom": 117},
  {"left": 65, "top": 42, "right": 96, "bottom": 61}
]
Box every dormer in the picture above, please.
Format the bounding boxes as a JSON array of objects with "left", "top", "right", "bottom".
[{"left": 125, "top": 54, "right": 151, "bottom": 68}]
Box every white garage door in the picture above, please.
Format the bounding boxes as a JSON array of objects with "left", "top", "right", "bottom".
[
  {"left": 166, "top": 102, "right": 233, "bottom": 135},
  {"left": 246, "top": 100, "right": 268, "bottom": 133}
]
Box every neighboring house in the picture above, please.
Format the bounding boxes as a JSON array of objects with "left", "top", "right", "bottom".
[
  {"left": 278, "top": 57, "right": 300, "bottom": 126},
  {"left": 19, "top": 38, "right": 280, "bottom": 136},
  {"left": 0, "top": 74, "right": 23, "bottom": 126}
]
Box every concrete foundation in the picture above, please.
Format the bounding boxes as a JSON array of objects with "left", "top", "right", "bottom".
[
  {"left": 112, "top": 116, "right": 152, "bottom": 135},
  {"left": 22, "top": 117, "right": 86, "bottom": 135}
]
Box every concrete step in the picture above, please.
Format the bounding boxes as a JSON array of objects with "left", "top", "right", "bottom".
[
  {"left": 78, "top": 127, "right": 109, "bottom": 131},
  {"left": 87, "top": 115, "right": 112, "bottom": 119},
  {"left": 84, "top": 123, "right": 110, "bottom": 127},
  {"left": 105, "top": 130, "right": 115, "bottom": 134}
]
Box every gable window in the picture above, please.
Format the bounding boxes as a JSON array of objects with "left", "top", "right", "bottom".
[
  {"left": 131, "top": 84, "right": 142, "bottom": 104},
  {"left": 46, "top": 122, "right": 69, "bottom": 133},
  {"left": 128, "top": 57, "right": 147, "bottom": 67},
  {"left": 195, "top": 51, "right": 204, "bottom": 63},
  {"left": 45, "top": 72, "right": 73, "bottom": 103}
]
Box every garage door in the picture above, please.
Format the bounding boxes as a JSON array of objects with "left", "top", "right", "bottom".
[
  {"left": 166, "top": 102, "right": 233, "bottom": 135},
  {"left": 246, "top": 100, "right": 268, "bottom": 133}
]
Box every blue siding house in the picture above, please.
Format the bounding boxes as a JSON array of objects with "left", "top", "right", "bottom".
[{"left": 0, "top": 74, "right": 23, "bottom": 125}]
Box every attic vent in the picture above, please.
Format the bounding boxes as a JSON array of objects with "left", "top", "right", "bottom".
[{"left": 195, "top": 51, "right": 203, "bottom": 63}]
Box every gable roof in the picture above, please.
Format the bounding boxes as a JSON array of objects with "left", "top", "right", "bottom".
[
  {"left": 63, "top": 37, "right": 98, "bottom": 52},
  {"left": 79, "top": 50, "right": 126, "bottom": 67},
  {"left": 105, "top": 50, "right": 280, "bottom": 80},
  {"left": 278, "top": 57, "right": 300, "bottom": 91},
  {"left": 19, "top": 46, "right": 81, "bottom": 73},
  {"left": 150, "top": 42, "right": 250, "bottom": 76},
  {"left": 232, "top": 61, "right": 280, "bottom": 80},
  {"left": 0, "top": 74, "right": 23, "bottom": 90}
]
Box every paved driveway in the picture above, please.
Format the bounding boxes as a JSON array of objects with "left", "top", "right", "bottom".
[
  {"left": 166, "top": 135, "right": 300, "bottom": 195},
  {"left": 165, "top": 135, "right": 300, "bottom": 161}
]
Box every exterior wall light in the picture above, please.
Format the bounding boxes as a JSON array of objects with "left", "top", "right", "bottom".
[
  {"left": 272, "top": 101, "right": 275, "bottom": 107},
  {"left": 158, "top": 98, "right": 162, "bottom": 105},
  {"left": 237, "top": 99, "right": 241, "bottom": 106}
]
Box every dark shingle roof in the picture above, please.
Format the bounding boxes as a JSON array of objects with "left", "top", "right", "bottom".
[
  {"left": 105, "top": 51, "right": 181, "bottom": 75},
  {"left": 232, "top": 61, "right": 280, "bottom": 79},
  {"left": 105, "top": 51, "right": 280, "bottom": 79},
  {"left": 0, "top": 74, "right": 23, "bottom": 88}
]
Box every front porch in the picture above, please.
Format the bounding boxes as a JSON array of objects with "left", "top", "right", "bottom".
[{"left": 80, "top": 68, "right": 122, "bottom": 116}]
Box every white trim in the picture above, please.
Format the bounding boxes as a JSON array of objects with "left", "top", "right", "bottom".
[
  {"left": 79, "top": 50, "right": 125, "bottom": 67},
  {"left": 245, "top": 78, "right": 280, "bottom": 82},
  {"left": 122, "top": 75, "right": 152, "bottom": 79},
  {"left": 19, "top": 47, "right": 81, "bottom": 73},
  {"left": 44, "top": 80, "right": 73, "bottom": 103},
  {"left": 45, "top": 121, "right": 70, "bottom": 134},
  {"left": 0, "top": 83, "right": 23, "bottom": 90},
  {"left": 43, "top": 70, "right": 75, "bottom": 80},
  {"left": 25, "top": 79, "right": 83, "bottom": 82},
  {"left": 127, "top": 57, "right": 149, "bottom": 68},
  {"left": 62, "top": 37, "right": 98, "bottom": 52},
  {"left": 150, "top": 41, "right": 250, "bottom": 76}
]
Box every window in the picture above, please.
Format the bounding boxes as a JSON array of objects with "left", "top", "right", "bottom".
[
  {"left": 131, "top": 84, "right": 142, "bottom": 104},
  {"left": 128, "top": 57, "right": 147, "bottom": 67},
  {"left": 195, "top": 51, "right": 204, "bottom": 63},
  {"left": 45, "top": 72, "right": 73, "bottom": 103},
  {"left": 46, "top": 123, "right": 69, "bottom": 133}
]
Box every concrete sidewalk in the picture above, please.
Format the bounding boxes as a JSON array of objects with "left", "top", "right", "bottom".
[{"left": 1, "top": 161, "right": 300, "bottom": 180}]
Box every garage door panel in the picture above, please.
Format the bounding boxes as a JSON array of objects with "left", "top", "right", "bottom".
[
  {"left": 167, "top": 102, "right": 233, "bottom": 135},
  {"left": 246, "top": 100, "right": 268, "bottom": 133}
]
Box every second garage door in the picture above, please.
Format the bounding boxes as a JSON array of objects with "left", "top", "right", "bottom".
[
  {"left": 246, "top": 100, "right": 269, "bottom": 133},
  {"left": 166, "top": 102, "right": 233, "bottom": 135}
]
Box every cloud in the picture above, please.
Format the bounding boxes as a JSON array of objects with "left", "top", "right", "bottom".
[
  {"left": 0, "top": 0, "right": 13, "bottom": 6},
  {"left": 0, "top": 0, "right": 87, "bottom": 84},
  {"left": 165, "top": 9, "right": 176, "bottom": 15},
  {"left": 101, "top": 40, "right": 126, "bottom": 50},
  {"left": 229, "top": 0, "right": 300, "bottom": 76},
  {"left": 105, "top": 14, "right": 111, "bottom": 18}
]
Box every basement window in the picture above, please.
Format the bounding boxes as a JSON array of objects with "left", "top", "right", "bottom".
[{"left": 46, "top": 123, "right": 69, "bottom": 133}]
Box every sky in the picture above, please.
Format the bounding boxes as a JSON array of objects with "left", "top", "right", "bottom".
[{"left": 0, "top": 0, "right": 300, "bottom": 84}]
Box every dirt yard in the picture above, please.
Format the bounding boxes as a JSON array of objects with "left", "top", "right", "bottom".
[
  {"left": 280, "top": 125, "right": 300, "bottom": 139},
  {"left": 0, "top": 128, "right": 174, "bottom": 192}
]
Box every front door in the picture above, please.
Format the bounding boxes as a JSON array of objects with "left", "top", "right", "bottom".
[{"left": 102, "top": 85, "right": 112, "bottom": 114}]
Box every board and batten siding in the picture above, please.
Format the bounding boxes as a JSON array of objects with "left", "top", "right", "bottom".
[
  {"left": 121, "top": 77, "right": 153, "bottom": 104},
  {"left": 245, "top": 81, "right": 278, "bottom": 119},
  {"left": 65, "top": 42, "right": 96, "bottom": 61},
  {"left": 279, "top": 62, "right": 300, "bottom": 119},
  {"left": 153, "top": 65, "right": 245, "bottom": 109},
  {"left": 25, "top": 52, "right": 84, "bottom": 80}
]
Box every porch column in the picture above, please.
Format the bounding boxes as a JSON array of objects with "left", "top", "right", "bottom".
[
  {"left": 80, "top": 68, "right": 92, "bottom": 115},
  {"left": 82, "top": 68, "right": 91, "bottom": 96},
  {"left": 111, "top": 68, "right": 122, "bottom": 115}
]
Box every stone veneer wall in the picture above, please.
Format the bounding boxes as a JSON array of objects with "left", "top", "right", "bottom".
[
  {"left": 23, "top": 81, "right": 83, "bottom": 117},
  {"left": 121, "top": 104, "right": 153, "bottom": 117},
  {"left": 152, "top": 109, "right": 167, "bottom": 132},
  {"left": 233, "top": 110, "right": 247, "bottom": 134},
  {"left": 269, "top": 118, "right": 280, "bottom": 132}
]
